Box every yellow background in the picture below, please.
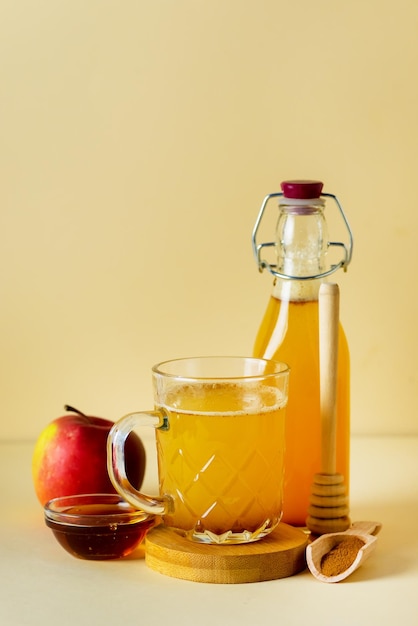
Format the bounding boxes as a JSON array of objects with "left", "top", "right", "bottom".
[{"left": 1, "top": 0, "right": 417, "bottom": 440}]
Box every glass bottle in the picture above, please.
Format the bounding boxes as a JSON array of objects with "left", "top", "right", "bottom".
[{"left": 252, "top": 180, "right": 353, "bottom": 527}]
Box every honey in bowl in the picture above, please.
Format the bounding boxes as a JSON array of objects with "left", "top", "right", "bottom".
[{"left": 44, "top": 494, "right": 155, "bottom": 560}]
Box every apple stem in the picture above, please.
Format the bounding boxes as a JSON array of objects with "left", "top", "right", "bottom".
[{"left": 64, "top": 405, "right": 87, "bottom": 417}]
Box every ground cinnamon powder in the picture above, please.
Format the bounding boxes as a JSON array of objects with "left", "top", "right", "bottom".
[{"left": 320, "top": 536, "right": 365, "bottom": 577}]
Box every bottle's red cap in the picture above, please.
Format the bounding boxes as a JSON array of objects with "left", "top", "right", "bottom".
[{"left": 281, "top": 180, "right": 323, "bottom": 199}]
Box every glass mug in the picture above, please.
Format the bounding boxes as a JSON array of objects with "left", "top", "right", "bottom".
[{"left": 107, "top": 356, "right": 289, "bottom": 544}]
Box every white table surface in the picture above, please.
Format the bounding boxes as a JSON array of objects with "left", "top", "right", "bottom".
[{"left": 1, "top": 435, "right": 417, "bottom": 626}]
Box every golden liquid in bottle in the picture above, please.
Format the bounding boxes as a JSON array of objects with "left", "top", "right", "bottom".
[{"left": 253, "top": 284, "right": 350, "bottom": 527}]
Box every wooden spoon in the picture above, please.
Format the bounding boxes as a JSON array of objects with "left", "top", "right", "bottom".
[
  {"left": 306, "top": 521, "right": 382, "bottom": 583},
  {"left": 306, "top": 283, "right": 350, "bottom": 535}
]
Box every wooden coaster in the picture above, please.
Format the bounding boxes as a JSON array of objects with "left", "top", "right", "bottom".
[{"left": 145, "top": 523, "right": 308, "bottom": 584}]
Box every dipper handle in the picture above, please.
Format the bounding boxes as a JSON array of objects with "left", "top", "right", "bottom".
[{"left": 319, "top": 282, "right": 340, "bottom": 475}]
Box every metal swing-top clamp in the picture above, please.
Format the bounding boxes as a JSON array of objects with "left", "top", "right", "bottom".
[{"left": 252, "top": 187, "right": 354, "bottom": 281}]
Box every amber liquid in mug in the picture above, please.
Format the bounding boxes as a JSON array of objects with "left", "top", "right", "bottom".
[{"left": 156, "top": 381, "right": 286, "bottom": 541}]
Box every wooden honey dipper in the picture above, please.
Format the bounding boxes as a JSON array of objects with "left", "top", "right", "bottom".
[{"left": 306, "top": 282, "right": 350, "bottom": 535}]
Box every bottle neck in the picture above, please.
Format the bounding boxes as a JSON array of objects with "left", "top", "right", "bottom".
[
  {"left": 272, "top": 276, "right": 322, "bottom": 302},
  {"left": 272, "top": 200, "right": 328, "bottom": 302}
]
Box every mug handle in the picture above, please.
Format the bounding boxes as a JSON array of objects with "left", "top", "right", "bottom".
[{"left": 107, "top": 411, "right": 171, "bottom": 516}]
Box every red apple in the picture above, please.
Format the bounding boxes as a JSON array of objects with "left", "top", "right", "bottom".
[{"left": 32, "top": 405, "right": 146, "bottom": 505}]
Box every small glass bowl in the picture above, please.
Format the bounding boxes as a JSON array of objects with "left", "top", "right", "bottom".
[{"left": 44, "top": 494, "right": 156, "bottom": 560}]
